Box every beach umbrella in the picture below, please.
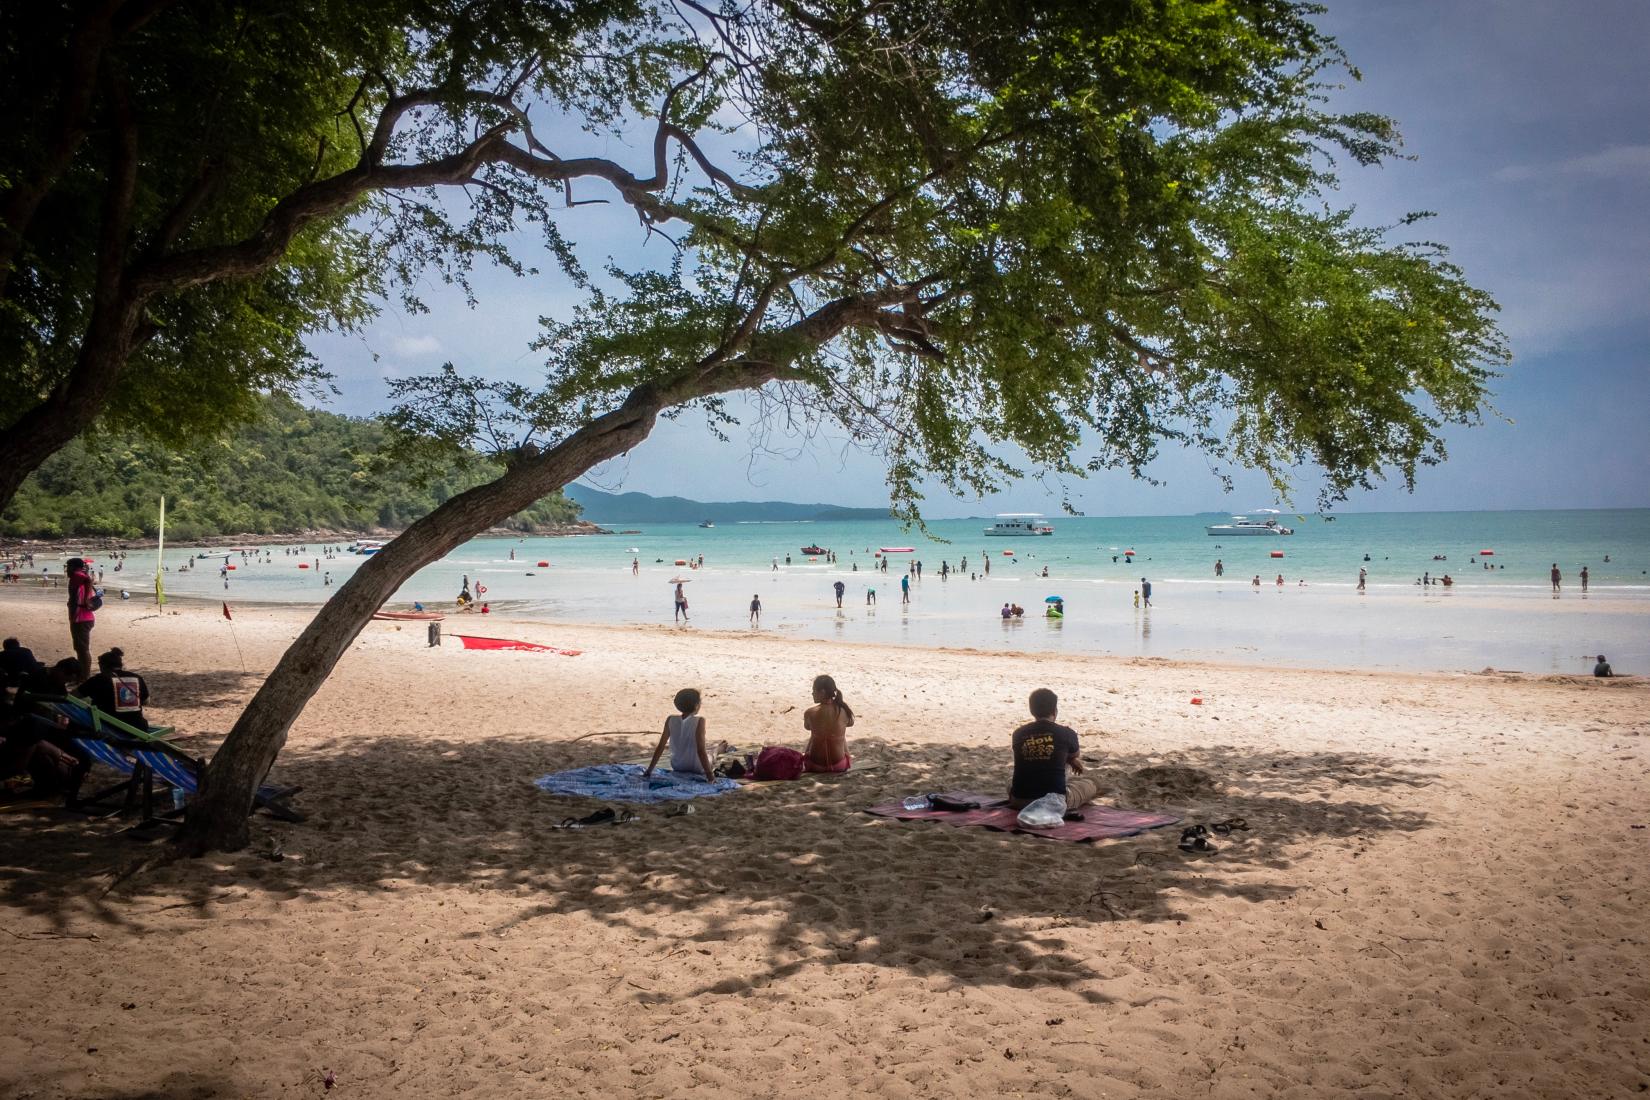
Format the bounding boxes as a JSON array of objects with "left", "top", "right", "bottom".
[{"left": 1044, "top": 595, "right": 1064, "bottom": 602}]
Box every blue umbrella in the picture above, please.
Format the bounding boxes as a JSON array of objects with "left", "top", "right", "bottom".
[{"left": 1044, "top": 595, "right": 1064, "bottom": 602}]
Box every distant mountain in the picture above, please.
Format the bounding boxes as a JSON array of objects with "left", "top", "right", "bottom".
[{"left": 566, "top": 484, "right": 889, "bottom": 524}]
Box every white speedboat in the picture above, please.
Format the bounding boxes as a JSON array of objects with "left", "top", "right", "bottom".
[
  {"left": 984, "top": 514, "right": 1054, "bottom": 537},
  {"left": 1205, "top": 514, "right": 1293, "bottom": 536},
  {"left": 697, "top": 520, "right": 714, "bottom": 529}
]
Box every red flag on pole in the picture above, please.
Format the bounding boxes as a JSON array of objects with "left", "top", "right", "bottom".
[{"left": 222, "top": 601, "right": 233, "bottom": 620}]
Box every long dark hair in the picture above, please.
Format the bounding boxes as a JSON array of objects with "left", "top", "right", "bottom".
[{"left": 813, "top": 674, "right": 852, "bottom": 722}]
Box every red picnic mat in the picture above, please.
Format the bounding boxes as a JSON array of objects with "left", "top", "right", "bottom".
[{"left": 866, "top": 790, "right": 1179, "bottom": 843}]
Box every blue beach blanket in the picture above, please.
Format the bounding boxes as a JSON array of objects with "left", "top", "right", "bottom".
[{"left": 533, "top": 764, "right": 739, "bottom": 804}]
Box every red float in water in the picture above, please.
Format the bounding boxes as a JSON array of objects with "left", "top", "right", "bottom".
[
  {"left": 298, "top": 563, "right": 309, "bottom": 569},
  {"left": 1269, "top": 550, "right": 1284, "bottom": 558},
  {"left": 1479, "top": 549, "right": 1494, "bottom": 555},
  {"left": 537, "top": 560, "right": 549, "bottom": 567}
]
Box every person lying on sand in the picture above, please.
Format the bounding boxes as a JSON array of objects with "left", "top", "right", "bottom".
[
  {"left": 644, "top": 688, "right": 718, "bottom": 781},
  {"left": 802, "top": 674, "right": 854, "bottom": 773},
  {"left": 1007, "top": 688, "right": 1102, "bottom": 811}
]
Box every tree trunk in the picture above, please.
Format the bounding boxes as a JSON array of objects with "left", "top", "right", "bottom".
[
  {"left": 0, "top": 309, "right": 138, "bottom": 510},
  {"left": 172, "top": 395, "right": 666, "bottom": 854}
]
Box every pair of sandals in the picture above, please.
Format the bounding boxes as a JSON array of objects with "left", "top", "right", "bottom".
[
  {"left": 1178, "top": 817, "right": 1248, "bottom": 853},
  {"left": 554, "top": 807, "right": 639, "bottom": 829}
]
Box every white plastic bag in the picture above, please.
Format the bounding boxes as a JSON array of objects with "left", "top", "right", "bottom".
[{"left": 1016, "top": 792, "right": 1067, "bottom": 829}]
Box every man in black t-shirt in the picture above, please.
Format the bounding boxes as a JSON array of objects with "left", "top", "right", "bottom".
[{"left": 1008, "top": 688, "right": 1102, "bottom": 810}]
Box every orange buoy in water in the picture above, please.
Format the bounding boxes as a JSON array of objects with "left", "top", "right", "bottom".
[
  {"left": 674, "top": 559, "right": 687, "bottom": 566},
  {"left": 1002, "top": 549, "right": 1014, "bottom": 556},
  {"left": 1269, "top": 550, "right": 1284, "bottom": 558},
  {"left": 1479, "top": 549, "right": 1494, "bottom": 555},
  {"left": 537, "top": 560, "right": 549, "bottom": 567}
]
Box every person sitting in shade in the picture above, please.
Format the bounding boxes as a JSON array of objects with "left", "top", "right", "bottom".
[
  {"left": 802, "top": 674, "right": 853, "bottom": 773},
  {"left": 1007, "top": 688, "right": 1102, "bottom": 811},
  {"left": 77, "top": 647, "right": 151, "bottom": 731},
  {"left": 644, "top": 687, "right": 716, "bottom": 781},
  {"left": 1593, "top": 654, "right": 1614, "bottom": 678},
  {"left": 0, "top": 637, "right": 44, "bottom": 686}
]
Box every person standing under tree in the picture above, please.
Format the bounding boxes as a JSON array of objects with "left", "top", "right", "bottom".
[{"left": 65, "top": 557, "right": 97, "bottom": 677}]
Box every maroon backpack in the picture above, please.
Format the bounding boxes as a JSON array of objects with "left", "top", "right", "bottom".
[{"left": 751, "top": 746, "right": 807, "bottom": 781}]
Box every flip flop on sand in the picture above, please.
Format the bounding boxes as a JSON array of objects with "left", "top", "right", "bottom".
[
  {"left": 1211, "top": 818, "right": 1249, "bottom": 836},
  {"left": 554, "top": 808, "right": 638, "bottom": 829},
  {"left": 1179, "top": 825, "right": 1218, "bottom": 853}
]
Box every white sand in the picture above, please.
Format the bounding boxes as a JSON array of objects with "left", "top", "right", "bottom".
[{"left": 1, "top": 594, "right": 1646, "bottom": 1098}]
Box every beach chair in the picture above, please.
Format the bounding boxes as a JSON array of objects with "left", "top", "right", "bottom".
[
  {"left": 129, "top": 743, "right": 305, "bottom": 824},
  {"left": 36, "top": 696, "right": 304, "bottom": 824}
]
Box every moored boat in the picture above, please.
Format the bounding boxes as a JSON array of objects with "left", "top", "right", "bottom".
[{"left": 983, "top": 514, "right": 1054, "bottom": 537}]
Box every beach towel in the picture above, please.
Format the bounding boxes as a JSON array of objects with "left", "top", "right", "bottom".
[
  {"left": 533, "top": 764, "right": 738, "bottom": 804},
  {"left": 454, "top": 634, "right": 582, "bottom": 655},
  {"left": 866, "top": 790, "right": 1179, "bottom": 843}
]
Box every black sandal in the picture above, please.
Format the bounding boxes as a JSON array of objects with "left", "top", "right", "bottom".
[
  {"left": 1178, "top": 825, "right": 1217, "bottom": 853},
  {"left": 555, "top": 807, "right": 620, "bottom": 829},
  {"left": 1211, "top": 817, "right": 1248, "bottom": 836}
]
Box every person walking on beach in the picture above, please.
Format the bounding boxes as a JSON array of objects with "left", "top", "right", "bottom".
[
  {"left": 1140, "top": 577, "right": 1152, "bottom": 608},
  {"left": 749, "top": 593, "right": 761, "bottom": 625},
  {"left": 1252, "top": 574, "right": 1261, "bottom": 590},
  {"left": 1006, "top": 688, "right": 1101, "bottom": 811},
  {"left": 1358, "top": 566, "right": 1367, "bottom": 592},
  {"left": 1275, "top": 573, "right": 1285, "bottom": 588},
  {"left": 1580, "top": 566, "right": 1589, "bottom": 592},
  {"left": 674, "top": 582, "right": 689, "bottom": 623},
  {"left": 833, "top": 579, "right": 845, "bottom": 608},
  {"left": 633, "top": 557, "right": 639, "bottom": 576},
  {"left": 65, "top": 558, "right": 97, "bottom": 677},
  {"left": 866, "top": 586, "right": 876, "bottom": 605},
  {"left": 1215, "top": 559, "right": 1223, "bottom": 577},
  {"left": 900, "top": 573, "right": 910, "bottom": 604},
  {"left": 1550, "top": 563, "right": 1561, "bottom": 594}
]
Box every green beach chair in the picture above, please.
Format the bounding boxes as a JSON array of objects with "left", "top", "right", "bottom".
[{"left": 36, "top": 696, "right": 304, "bottom": 825}]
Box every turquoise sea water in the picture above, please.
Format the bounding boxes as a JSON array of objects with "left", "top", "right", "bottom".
[{"left": 26, "top": 508, "right": 1650, "bottom": 675}]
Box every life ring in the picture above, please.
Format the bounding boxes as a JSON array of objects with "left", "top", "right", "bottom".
[{"left": 475, "top": 584, "right": 488, "bottom": 595}]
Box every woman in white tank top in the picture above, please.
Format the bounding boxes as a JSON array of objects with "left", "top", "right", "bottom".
[{"left": 644, "top": 688, "right": 715, "bottom": 780}]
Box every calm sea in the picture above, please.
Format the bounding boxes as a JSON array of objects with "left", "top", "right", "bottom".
[{"left": 32, "top": 508, "right": 1650, "bottom": 675}]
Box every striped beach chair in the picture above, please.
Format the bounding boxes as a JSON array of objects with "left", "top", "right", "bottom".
[{"left": 129, "top": 744, "right": 305, "bottom": 823}]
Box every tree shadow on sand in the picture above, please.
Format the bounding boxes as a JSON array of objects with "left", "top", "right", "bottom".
[{"left": 0, "top": 735, "right": 1437, "bottom": 1003}]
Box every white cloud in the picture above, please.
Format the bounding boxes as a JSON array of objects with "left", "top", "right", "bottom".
[
  {"left": 1495, "top": 143, "right": 1650, "bottom": 182},
  {"left": 389, "top": 334, "right": 442, "bottom": 356}
]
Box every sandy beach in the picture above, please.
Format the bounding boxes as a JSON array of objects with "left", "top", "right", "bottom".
[{"left": 1, "top": 594, "right": 1646, "bottom": 1099}]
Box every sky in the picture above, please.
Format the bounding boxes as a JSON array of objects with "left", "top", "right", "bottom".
[{"left": 306, "top": 0, "right": 1650, "bottom": 518}]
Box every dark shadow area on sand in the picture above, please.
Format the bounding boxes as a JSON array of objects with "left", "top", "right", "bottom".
[{"left": 0, "top": 735, "right": 1436, "bottom": 1004}]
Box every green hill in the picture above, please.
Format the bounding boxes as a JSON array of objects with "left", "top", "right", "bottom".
[
  {"left": 1, "top": 396, "right": 579, "bottom": 541},
  {"left": 566, "top": 484, "right": 888, "bottom": 524}
]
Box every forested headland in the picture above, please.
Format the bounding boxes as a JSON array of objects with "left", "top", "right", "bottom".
[{"left": 1, "top": 396, "right": 581, "bottom": 541}]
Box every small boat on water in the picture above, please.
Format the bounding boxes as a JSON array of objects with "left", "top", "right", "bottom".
[
  {"left": 698, "top": 520, "right": 715, "bottom": 529},
  {"left": 800, "top": 545, "right": 828, "bottom": 555},
  {"left": 984, "top": 514, "right": 1054, "bottom": 537},
  {"left": 1205, "top": 511, "right": 1293, "bottom": 536}
]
